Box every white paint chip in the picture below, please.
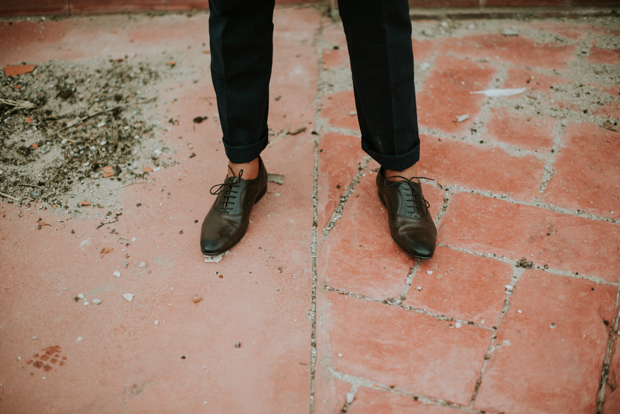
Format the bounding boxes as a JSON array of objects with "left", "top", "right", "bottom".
[{"left": 123, "top": 293, "right": 134, "bottom": 302}]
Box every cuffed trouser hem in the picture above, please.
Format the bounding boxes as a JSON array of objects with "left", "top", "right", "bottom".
[
  {"left": 362, "top": 140, "right": 420, "bottom": 172},
  {"left": 223, "top": 133, "right": 269, "bottom": 164}
]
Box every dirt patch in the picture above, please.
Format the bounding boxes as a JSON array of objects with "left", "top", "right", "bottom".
[{"left": 0, "top": 56, "right": 178, "bottom": 216}]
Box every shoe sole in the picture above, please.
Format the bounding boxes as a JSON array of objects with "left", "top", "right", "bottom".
[
  {"left": 377, "top": 189, "right": 433, "bottom": 260},
  {"left": 202, "top": 184, "right": 268, "bottom": 257}
]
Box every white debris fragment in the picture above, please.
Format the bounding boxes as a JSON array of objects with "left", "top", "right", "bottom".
[
  {"left": 338, "top": 353, "right": 343, "bottom": 358},
  {"left": 122, "top": 261, "right": 128, "bottom": 268},
  {"left": 83, "top": 301, "right": 89, "bottom": 306},
  {"left": 349, "top": 111, "right": 357, "bottom": 116},
  {"left": 154, "top": 320, "right": 159, "bottom": 326},
  {"left": 419, "top": 62, "right": 431, "bottom": 71},
  {"left": 204, "top": 253, "right": 224, "bottom": 263},
  {"left": 427, "top": 270, "right": 433, "bottom": 275},
  {"left": 417, "top": 286, "right": 422, "bottom": 291},
  {"left": 502, "top": 339, "right": 512, "bottom": 346},
  {"left": 518, "top": 309, "right": 523, "bottom": 313},
  {"left": 470, "top": 88, "right": 527, "bottom": 97},
  {"left": 456, "top": 114, "right": 469, "bottom": 123},
  {"left": 505, "top": 285, "right": 513, "bottom": 291},
  {"left": 455, "top": 322, "right": 462, "bottom": 328},
  {"left": 92, "top": 299, "right": 102, "bottom": 305},
  {"left": 138, "top": 261, "right": 146, "bottom": 268},
  {"left": 113, "top": 271, "right": 121, "bottom": 277},
  {"left": 76, "top": 337, "right": 83, "bottom": 342},
  {"left": 132, "top": 237, "right": 137, "bottom": 242},
  {"left": 422, "top": 28, "right": 434, "bottom": 37},
  {"left": 33, "top": 336, "right": 38, "bottom": 340},
  {"left": 123, "top": 293, "right": 134, "bottom": 302},
  {"left": 346, "top": 392, "right": 355, "bottom": 404},
  {"left": 77, "top": 293, "right": 85, "bottom": 299},
  {"left": 501, "top": 27, "right": 519, "bottom": 36}
]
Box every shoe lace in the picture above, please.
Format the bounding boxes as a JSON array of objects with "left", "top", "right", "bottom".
[
  {"left": 385, "top": 175, "right": 433, "bottom": 216},
  {"left": 210, "top": 167, "right": 243, "bottom": 213}
]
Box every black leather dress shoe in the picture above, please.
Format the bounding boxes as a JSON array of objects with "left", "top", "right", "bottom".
[
  {"left": 200, "top": 157, "right": 268, "bottom": 256},
  {"left": 376, "top": 168, "right": 437, "bottom": 259}
]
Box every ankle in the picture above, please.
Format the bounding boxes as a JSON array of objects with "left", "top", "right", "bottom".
[
  {"left": 228, "top": 158, "right": 260, "bottom": 180},
  {"left": 384, "top": 164, "right": 419, "bottom": 183}
]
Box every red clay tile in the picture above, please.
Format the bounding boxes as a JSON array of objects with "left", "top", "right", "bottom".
[
  {"left": 314, "top": 369, "right": 353, "bottom": 414},
  {"left": 325, "top": 292, "right": 492, "bottom": 405},
  {"left": 416, "top": 55, "right": 498, "bottom": 135},
  {"left": 483, "top": 107, "right": 556, "bottom": 151},
  {"left": 408, "top": 0, "right": 478, "bottom": 6},
  {"left": 589, "top": 45, "right": 620, "bottom": 65},
  {"left": 602, "top": 336, "right": 620, "bottom": 413},
  {"left": 486, "top": 0, "right": 564, "bottom": 5},
  {"left": 438, "top": 192, "right": 620, "bottom": 282},
  {"left": 0, "top": 0, "right": 68, "bottom": 17},
  {"left": 318, "top": 173, "right": 444, "bottom": 300},
  {"left": 412, "top": 38, "right": 437, "bottom": 63},
  {"left": 317, "top": 132, "right": 366, "bottom": 229},
  {"left": 321, "top": 89, "right": 359, "bottom": 132},
  {"left": 322, "top": 48, "right": 349, "bottom": 70},
  {"left": 71, "top": 0, "right": 166, "bottom": 14},
  {"left": 165, "top": 0, "right": 209, "bottom": 10},
  {"left": 438, "top": 34, "right": 576, "bottom": 71},
  {"left": 348, "top": 387, "right": 460, "bottom": 414},
  {"left": 417, "top": 134, "right": 546, "bottom": 201},
  {"left": 4, "top": 64, "right": 36, "bottom": 77},
  {"left": 475, "top": 269, "right": 616, "bottom": 413},
  {"left": 541, "top": 123, "right": 620, "bottom": 220},
  {"left": 404, "top": 246, "right": 513, "bottom": 327},
  {"left": 503, "top": 67, "right": 571, "bottom": 99}
]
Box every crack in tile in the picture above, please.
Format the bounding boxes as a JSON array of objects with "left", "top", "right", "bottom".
[
  {"left": 329, "top": 368, "right": 484, "bottom": 413},
  {"left": 596, "top": 275, "right": 620, "bottom": 413},
  {"left": 321, "top": 156, "right": 371, "bottom": 241},
  {"left": 323, "top": 284, "right": 494, "bottom": 331},
  {"left": 469, "top": 267, "right": 526, "bottom": 408}
]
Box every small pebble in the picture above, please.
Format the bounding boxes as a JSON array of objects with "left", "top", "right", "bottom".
[
  {"left": 138, "top": 262, "right": 146, "bottom": 268},
  {"left": 83, "top": 301, "right": 89, "bottom": 306},
  {"left": 122, "top": 261, "right": 128, "bottom": 268},
  {"left": 193, "top": 293, "right": 203, "bottom": 303},
  {"left": 518, "top": 309, "right": 523, "bottom": 313},
  {"left": 455, "top": 322, "right": 461, "bottom": 328},
  {"left": 550, "top": 323, "right": 556, "bottom": 328},
  {"left": 505, "top": 285, "right": 513, "bottom": 291},
  {"left": 123, "top": 293, "right": 134, "bottom": 302},
  {"left": 154, "top": 320, "right": 159, "bottom": 326},
  {"left": 76, "top": 337, "right": 83, "bottom": 342},
  {"left": 235, "top": 342, "right": 241, "bottom": 348},
  {"left": 416, "top": 286, "right": 422, "bottom": 291},
  {"left": 338, "top": 353, "right": 343, "bottom": 357},
  {"left": 92, "top": 299, "right": 102, "bottom": 305},
  {"left": 132, "top": 237, "right": 137, "bottom": 242},
  {"left": 77, "top": 293, "right": 85, "bottom": 299},
  {"left": 346, "top": 392, "right": 354, "bottom": 404},
  {"left": 113, "top": 271, "right": 121, "bottom": 277},
  {"left": 33, "top": 336, "right": 38, "bottom": 340},
  {"left": 427, "top": 270, "right": 433, "bottom": 275}
]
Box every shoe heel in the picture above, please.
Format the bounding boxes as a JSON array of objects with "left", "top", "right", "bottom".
[
  {"left": 377, "top": 190, "right": 387, "bottom": 208},
  {"left": 255, "top": 185, "right": 268, "bottom": 204}
]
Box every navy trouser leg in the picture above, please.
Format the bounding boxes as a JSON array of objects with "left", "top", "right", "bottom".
[
  {"left": 208, "top": 0, "right": 275, "bottom": 164},
  {"left": 209, "top": 0, "right": 420, "bottom": 171},
  {"left": 338, "top": 0, "right": 420, "bottom": 171}
]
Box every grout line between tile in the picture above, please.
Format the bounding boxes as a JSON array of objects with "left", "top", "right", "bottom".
[
  {"left": 596, "top": 272, "right": 620, "bottom": 413},
  {"left": 329, "top": 368, "right": 485, "bottom": 413},
  {"left": 324, "top": 285, "right": 494, "bottom": 331},
  {"left": 469, "top": 267, "right": 526, "bottom": 407},
  {"left": 308, "top": 17, "right": 325, "bottom": 414}
]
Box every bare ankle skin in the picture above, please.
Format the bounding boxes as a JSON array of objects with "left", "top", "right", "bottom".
[
  {"left": 227, "top": 157, "right": 259, "bottom": 180},
  {"left": 385, "top": 163, "right": 419, "bottom": 183}
]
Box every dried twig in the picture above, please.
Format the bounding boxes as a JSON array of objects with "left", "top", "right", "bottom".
[
  {"left": 51, "top": 97, "right": 156, "bottom": 136},
  {"left": 0, "top": 191, "right": 19, "bottom": 201}
]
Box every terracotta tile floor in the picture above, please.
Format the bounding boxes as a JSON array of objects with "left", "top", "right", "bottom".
[{"left": 1, "top": 7, "right": 619, "bottom": 414}]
